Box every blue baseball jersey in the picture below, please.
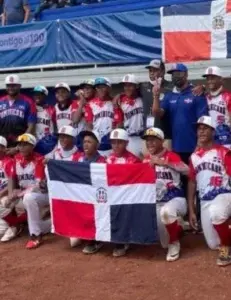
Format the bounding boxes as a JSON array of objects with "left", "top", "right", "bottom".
[
  {"left": 0, "top": 94, "right": 36, "bottom": 147},
  {"left": 161, "top": 85, "right": 208, "bottom": 153}
]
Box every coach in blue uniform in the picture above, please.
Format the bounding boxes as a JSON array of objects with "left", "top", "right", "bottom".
[
  {"left": 152, "top": 63, "right": 208, "bottom": 164},
  {"left": 0, "top": 75, "right": 36, "bottom": 153}
]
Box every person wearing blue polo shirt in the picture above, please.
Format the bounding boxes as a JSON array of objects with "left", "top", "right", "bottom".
[{"left": 152, "top": 63, "right": 208, "bottom": 164}]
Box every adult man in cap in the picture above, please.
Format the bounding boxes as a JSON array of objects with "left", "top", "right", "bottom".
[
  {"left": 188, "top": 116, "right": 231, "bottom": 266},
  {"left": 202, "top": 66, "right": 231, "bottom": 149},
  {"left": 0, "top": 74, "right": 36, "bottom": 154}
]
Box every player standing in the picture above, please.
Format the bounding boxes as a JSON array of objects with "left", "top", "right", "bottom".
[
  {"left": 202, "top": 66, "right": 231, "bottom": 149},
  {"left": 142, "top": 127, "right": 189, "bottom": 261},
  {"left": 188, "top": 116, "right": 231, "bottom": 266}
]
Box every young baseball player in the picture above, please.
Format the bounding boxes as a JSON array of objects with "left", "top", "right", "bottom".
[
  {"left": 32, "top": 85, "right": 57, "bottom": 155},
  {"left": 107, "top": 128, "right": 140, "bottom": 257},
  {"left": 202, "top": 66, "right": 231, "bottom": 149},
  {"left": 188, "top": 116, "right": 231, "bottom": 266},
  {"left": 84, "top": 77, "right": 123, "bottom": 157},
  {"left": 142, "top": 127, "right": 189, "bottom": 261},
  {"left": 114, "top": 74, "right": 144, "bottom": 158},
  {"left": 5, "top": 133, "right": 49, "bottom": 249},
  {"left": 77, "top": 79, "right": 95, "bottom": 102}
]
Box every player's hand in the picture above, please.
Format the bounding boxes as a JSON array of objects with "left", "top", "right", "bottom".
[
  {"left": 39, "top": 180, "right": 48, "bottom": 194},
  {"left": 152, "top": 78, "right": 162, "bottom": 98},
  {"left": 150, "top": 156, "right": 167, "bottom": 167},
  {"left": 43, "top": 158, "right": 50, "bottom": 164},
  {"left": 189, "top": 211, "right": 198, "bottom": 231},
  {"left": 192, "top": 85, "right": 205, "bottom": 96},
  {"left": 6, "top": 147, "right": 18, "bottom": 156},
  {"left": 112, "top": 94, "right": 121, "bottom": 107}
]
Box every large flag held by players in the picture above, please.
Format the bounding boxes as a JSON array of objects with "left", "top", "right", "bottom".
[
  {"left": 46, "top": 161, "right": 158, "bottom": 244},
  {"left": 161, "top": 0, "right": 231, "bottom": 62}
]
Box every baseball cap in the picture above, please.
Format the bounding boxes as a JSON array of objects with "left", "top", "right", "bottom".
[
  {"left": 94, "top": 77, "right": 111, "bottom": 87},
  {"left": 110, "top": 129, "right": 129, "bottom": 141},
  {"left": 121, "top": 74, "right": 139, "bottom": 85},
  {"left": 167, "top": 63, "right": 188, "bottom": 74},
  {"left": 78, "top": 79, "right": 95, "bottom": 89},
  {"left": 142, "top": 127, "right": 165, "bottom": 140},
  {"left": 145, "top": 59, "right": 163, "bottom": 69},
  {"left": 197, "top": 116, "right": 215, "bottom": 129},
  {"left": 33, "top": 85, "right": 49, "bottom": 96},
  {"left": 17, "top": 134, "right": 37, "bottom": 146},
  {"left": 202, "top": 66, "right": 222, "bottom": 78},
  {"left": 80, "top": 130, "right": 101, "bottom": 143},
  {"left": 5, "top": 74, "right": 21, "bottom": 85},
  {"left": 0, "top": 136, "right": 7, "bottom": 147},
  {"left": 55, "top": 82, "right": 71, "bottom": 92},
  {"left": 58, "top": 125, "right": 76, "bottom": 137}
]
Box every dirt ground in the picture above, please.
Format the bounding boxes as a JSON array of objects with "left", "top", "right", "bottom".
[{"left": 0, "top": 233, "right": 231, "bottom": 300}]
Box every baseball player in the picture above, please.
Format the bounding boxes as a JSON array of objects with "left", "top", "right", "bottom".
[
  {"left": 84, "top": 77, "right": 123, "bottom": 157},
  {"left": 32, "top": 85, "right": 57, "bottom": 155},
  {"left": 202, "top": 66, "right": 231, "bottom": 149},
  {"left": 142, "top": 127, "right": 189, "bottom": 261},
  {"left": 114, "top": 74, "right": 144, "bottom": 158},
  {"left": 5, "top": 133, "right": 49, "bottom": 249},
  {"left": 77, "top": 79, "right": 95, "bottom": 102},
  {"left": 107, "top": 128, "right": 140, "bottom": 257},
  {"left": 188, "top": 116, "right": 231, "bottom": 266}
]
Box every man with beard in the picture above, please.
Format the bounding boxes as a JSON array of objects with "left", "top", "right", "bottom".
[{"left": 0, "top": 75, "right": 36, "bottom": 155}]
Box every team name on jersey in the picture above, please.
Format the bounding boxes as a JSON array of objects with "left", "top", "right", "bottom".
[
  {"left": 57, "top": 113, "right": 71, "bottom": 120},
  {"left": 208, "top": 104, "right": 225, "bottom": 114},
  {"left": 37, "top": 117, "right": 51, "bottom": 126},
  {"left": 0, "top": 109, "right": 24, "bottom": 118},
  {"left": 17, "top": 174, "right": 35, "bottom": 181},
  {"left": 195, "top": 162, "right": 222, "bottom": 175},
  {"left": 124, "top": 107, "right": 143, "bottom": 120},
  {"left": 156, "top": 171, "right": 173, "bottom": 180},
  {"left": 94, "top": 111, "right": 113, "bottom": 122}
]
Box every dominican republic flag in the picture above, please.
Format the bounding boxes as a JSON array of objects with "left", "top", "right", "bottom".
[
  {"left": 161, "top": 0, "right": 231, "bottom": 62},
  {"left": 46, "top": 160, "right": 158, "bottom": 244}
]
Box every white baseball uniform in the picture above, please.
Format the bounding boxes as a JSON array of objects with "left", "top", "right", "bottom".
[
  {"left": 190, "top": 145, "right": 231, "bottom": 249},
  {"left": 144, "top": 150, "right": 187, "bottom": 248},
  {"left": 36, "top": 105, "right": 56, "bottom": 140},
  {"left": 118, "top": 94, "right": 144, "bottom": 158},
  {"left": 207, "top": 90, "right": 231, "bottom": 149}
]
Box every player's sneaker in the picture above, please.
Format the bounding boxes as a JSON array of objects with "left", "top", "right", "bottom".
[
  {"left": 82, "top": 241, "right": 103, "bottom": 254},
  {"left": 166, "top": 241, "right": 180, "bottom": 262},
  {"left": 1, "top": 226, "right": 18, "bottom": 242},
  {"left": 112, "top": 244, "right": 129, "bottom": 257},
  {"left": 217, "top": 246, "right": 231, "bottom": 266},
  {"left": 26, "top": 238, "right": 42, "bottom": 250},
  {"left": 70, "top": 237, "right": 82, "bottom": 248}
]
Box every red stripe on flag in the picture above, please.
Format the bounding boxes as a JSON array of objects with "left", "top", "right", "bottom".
[
  {"left": 52, "top": 199, "right": 96, "bottom": 240},
  {"left": 107, "top": 163, "right": 155, "bottom": 186},
  {"left": 227, "top": 0, "right": 231, "bottom": 13},
  {"left": 164, "top": 32, "right": 211, "bottom": 62}
]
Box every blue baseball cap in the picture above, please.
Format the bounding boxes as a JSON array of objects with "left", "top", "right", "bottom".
[
  {"left": 33, "top": 85, "right": 48, "bottom": 96},
  {"left": 167, "top": 63, "right": 188, "bottom": 74},
  {"left": 94, "top": 77, "right": 111, "bottom": 87}
]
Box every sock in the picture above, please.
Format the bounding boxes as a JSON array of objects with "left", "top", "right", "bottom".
[
  {"left": 213, "top": 221, "right": 231, "bottom": 246},
  {"left": 165, "top": 220, "right": 182, "bottom": 244}
]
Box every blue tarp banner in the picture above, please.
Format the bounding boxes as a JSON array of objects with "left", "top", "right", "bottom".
[{"left": 0, "top": 21, "right": 58, "bottom": 68}]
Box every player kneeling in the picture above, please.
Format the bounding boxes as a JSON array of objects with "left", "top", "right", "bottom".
[
  {"left": 188, "top": 116, "right": 231, "bottom": 267},
  {"left": 107, "top": 128, "right": 140, "bottom": 257},
  {"left": 143, "top": 127, "right": 189, "bottom": 262}
]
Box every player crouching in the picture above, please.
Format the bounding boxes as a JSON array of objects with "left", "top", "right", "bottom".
[
  {"left": 6, "top": 134, "right": 50, "bottom": 249},
  {"left": 188, "top": 116, "right": 231, "bottom": 266},
  {"left": 143, "top": 127, "right": 189, "bottom": 261}
]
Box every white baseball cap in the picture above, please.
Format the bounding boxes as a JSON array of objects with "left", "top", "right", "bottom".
[
  {"left": 142, "top": 127, "right": 165, "bottom": 140},
  {"left": 110, "top": 129, "right": 129, "bottom": 141},
  {"left": 202, "top": 66, "right": 222, "bottom": 78},
  {"left": 0, "top": 136, "right": 7, "bottom": 147},
  {"left": 145, "top": 59, "right": 163, "bottom": 69},
  {"left": 81, "top": 130, "right": 101, "bottom": 143},
  {"left": 17, "top": 133, "right": 37, "bottom": 146},
  {"left": 58, "top": 125, "right": 76, "bottom": 137},
  {"left": 5, "top": 74, "right": 21, "bottom": 85},
  {"left": 55, "top": 82, "right": 71, "bottom": 92},
  {"left": 197, "top": 116, "right": 215, "bottom": 129},
  {"left": 121, "top": 74, "right": 139, "bottom": 85}
]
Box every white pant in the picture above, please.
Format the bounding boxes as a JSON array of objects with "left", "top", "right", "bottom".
[
  {"left": 156, "top": 197, "right": 187, "bottom": 248},
  {"left": 201, "top": 193, "right": 231, "bottom": 250},
  {"left": 127, "top": 136, "right": 144, "bottom": 158},
  {"left": 23, "top": 192, "right": 51, "bottom": 236}
]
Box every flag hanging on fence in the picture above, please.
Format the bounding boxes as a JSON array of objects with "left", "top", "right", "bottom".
[
  {"left": 46, "top": 160, "right": 158, "bottom": 244},
  {"left": 161, "top": 0, "right": 231, "bottom": 62}
]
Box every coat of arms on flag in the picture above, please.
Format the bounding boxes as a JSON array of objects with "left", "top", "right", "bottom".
[{"left": 46, "top": 160, "right": 158, "bottom": 244}]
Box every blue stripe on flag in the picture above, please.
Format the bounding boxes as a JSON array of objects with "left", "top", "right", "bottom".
[
  {"left": 163, "top": 2, "right": 211, "bottom": 16},
  {"left": 47, "top": 160, "right": 92, "bottom": 185},
  {"left": 110, "top": 204, "right": 158, "bottom": 244},
  {"left": 226, "top": 31, "right": 231, "bottom": 59}
]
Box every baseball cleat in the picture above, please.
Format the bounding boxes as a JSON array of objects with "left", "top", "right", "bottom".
[
  {"left": 166, "top": 241, "right": 180, "bottom": 262},
  {"left": 70, "top": 237, "right": 82, "bottom": 248},
  {"left": 1, "top": 226, "right": 19, "bottom": 242},
  {"left": 217, "top": 246, "right": 231, "bottom": 266},
  {"left": 112, "top": 244, "right": 129, "bottom": 257},
  {"left": 82, "top": 242, "right": 103, "bottom": 254}
]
